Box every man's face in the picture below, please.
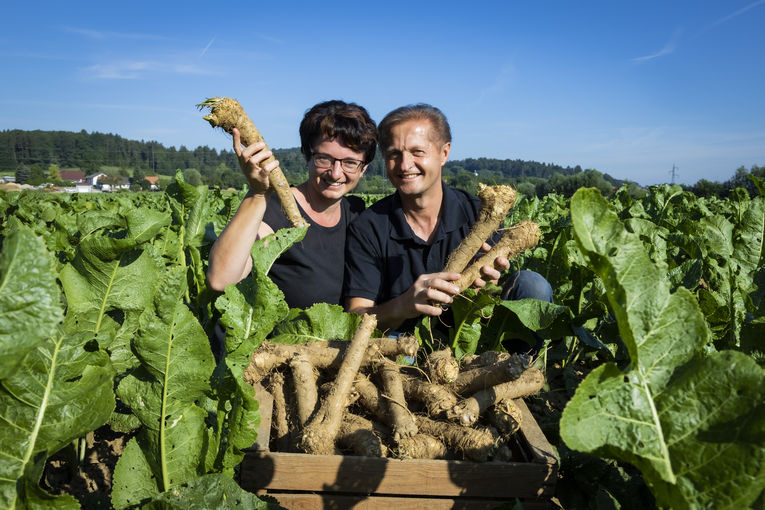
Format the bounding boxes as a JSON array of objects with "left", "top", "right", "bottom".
[
  {"left": 384, "top": 119, "right": 450, "bottom": 199},
  {"left": 307, "top": 137, "right": 367, "bottom": 200}
]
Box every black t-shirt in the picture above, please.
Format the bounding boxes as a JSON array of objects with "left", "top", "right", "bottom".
[
  {"left": 263, "top": 191, "right": 365, "bottom": 309},
  {"left": 343, "top": 184, "right": 482, "bottom": 308}
]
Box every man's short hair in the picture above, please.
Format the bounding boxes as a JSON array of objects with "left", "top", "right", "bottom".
[
  {"left": 299, "top": 100, "right": 378, "bottom": 163},
  {"left": 378, "top": 104, "right": 452, "bottom": 150}
]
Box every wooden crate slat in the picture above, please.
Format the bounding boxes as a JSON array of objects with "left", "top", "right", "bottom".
[
  {"left": 266, "top": 492, "right": 551, "bottom": 510},
  {"left": 241, "top": 452, "right": 554, "bottom": 498},
  {"left": 515, "top": 399, "right": 558, "bottom": 467},
  {"left": 240, "top": 379, "right": 558, "bottom": 508}
]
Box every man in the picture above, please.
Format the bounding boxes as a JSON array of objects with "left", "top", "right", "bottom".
[
  {"left": 344, "top": 104, "right": 552, "bottom": 336},
  {"left": 207, "top": 100, "right": 377, "bottom": 309}
]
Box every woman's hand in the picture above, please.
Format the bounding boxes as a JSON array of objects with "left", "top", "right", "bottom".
[{"left": 232, "top": 127, "right": 279, "bottom": 195}]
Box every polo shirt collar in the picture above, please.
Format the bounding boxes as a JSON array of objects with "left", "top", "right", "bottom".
[{"left": 390, "top": 182, "right": 472, "bottom": 242}]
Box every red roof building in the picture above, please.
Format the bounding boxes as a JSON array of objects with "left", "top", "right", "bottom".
[{"left": 60, "top": 170, "right": 85, "bottom": 183}]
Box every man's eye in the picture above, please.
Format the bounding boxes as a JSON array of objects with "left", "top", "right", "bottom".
[{"left": 412, "top": 150, "right": 426, "bottom": 156}]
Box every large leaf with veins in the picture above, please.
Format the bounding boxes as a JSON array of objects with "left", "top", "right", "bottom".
[{"left": 560, "top": 188, "right": 765, "bottom": 510}]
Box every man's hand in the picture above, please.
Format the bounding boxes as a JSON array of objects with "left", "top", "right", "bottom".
[
  {"left": 346, "top": 272, "right": 461, "bottom": 332},
  {"left": 472, "top": 242, "right": 510, "bottom": 288},
  {"left": 406, "top": 271, "right": 461, "bottom": 317},
  {"left": 233, "top": 127, "right": 279, "bottom": 195}
]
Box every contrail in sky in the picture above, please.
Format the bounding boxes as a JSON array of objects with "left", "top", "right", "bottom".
[
  {"left": 633, "top": 41, "right": 676, "bottom": 62},
  {"left": 633, "top": 28, "right": 682, "bottom": 62},
  {"left": 710, "top": 0, "right": 765, "bottom": 28},
  {"left": 200, "top": 37, "right": 215, "bottom": 57}
]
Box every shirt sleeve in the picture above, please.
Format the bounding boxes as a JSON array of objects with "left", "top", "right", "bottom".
[{"left": 343, "top": 220, "right": 383, "bottom": 302}]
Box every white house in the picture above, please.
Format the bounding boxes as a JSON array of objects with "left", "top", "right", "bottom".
[
  {"left": 86, "top": 172, "right": 107, "bottom": 186},
  {"left": 100, "top": 177, "right": 131, "bottom": 192}
]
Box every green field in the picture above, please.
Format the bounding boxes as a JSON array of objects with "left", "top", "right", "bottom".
[{"left": 1, "top": 174, "right": 763, "bottom": 509}]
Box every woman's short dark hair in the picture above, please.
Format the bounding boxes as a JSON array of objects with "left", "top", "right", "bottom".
[
  {"left": 378, "top": 104, "right": 452, "bottom": 151},
  {"left": 299, "top": 100, "right": 377, "bottom": 163}
]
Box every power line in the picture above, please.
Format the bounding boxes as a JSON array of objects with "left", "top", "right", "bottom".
[{"left": 670, "top": 164, "right": 678, "bottom": 184}]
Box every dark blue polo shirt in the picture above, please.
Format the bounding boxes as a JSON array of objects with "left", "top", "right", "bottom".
[{"left": 343, "top": 183, "right": 483, "bottom": 308}]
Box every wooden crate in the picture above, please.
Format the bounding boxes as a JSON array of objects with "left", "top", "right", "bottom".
[{"left": 240, "top": 385, "right": 557, "bottom": 509}]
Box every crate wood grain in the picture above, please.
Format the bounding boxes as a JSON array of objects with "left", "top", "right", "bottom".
[
  {"left": 259, "top": 493, "right": 551, "bottom": 510},
  {"left": 240, "top": 387, "right": 557, "bottom": 509}
]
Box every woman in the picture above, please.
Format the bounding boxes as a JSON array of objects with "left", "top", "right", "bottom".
[{"left": 207, "top": 100, "right": 377, "bottom": 309}]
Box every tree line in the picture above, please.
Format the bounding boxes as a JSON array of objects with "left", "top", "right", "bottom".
[{"left": 1, "top": 129, "right": 760, "bottom": 197}]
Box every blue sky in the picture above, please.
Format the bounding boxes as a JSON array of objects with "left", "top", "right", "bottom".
[{"left": 2, "top": 1, "right": 763, "bottom": 186}]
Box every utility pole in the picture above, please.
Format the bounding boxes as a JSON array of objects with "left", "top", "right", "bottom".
[{"left": 670, "top": 164, "right": 678, "bottom": 184}]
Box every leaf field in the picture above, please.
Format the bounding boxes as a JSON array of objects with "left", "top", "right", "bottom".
[{"left": 0, "top": 172, "right": 763, "bottom": 509}]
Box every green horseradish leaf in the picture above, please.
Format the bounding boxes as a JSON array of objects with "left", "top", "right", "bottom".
[{"left": 560, "top": 188, "right": 765, "bottom": 510}]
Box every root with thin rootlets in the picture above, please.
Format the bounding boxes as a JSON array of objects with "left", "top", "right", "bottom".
[
  {"left": 298, "top": 314, "right": 377, "bottom": 455},
  {"left": 432, "top": 184, "right": 539, "bottom": 297},
  {"left": 244, "top": 335, "right": 418, "bottom": 385},
  {"left": 376, "top": 358, "right": 418, "bottom": 442},
  {"left": 415, "top": 415, "right": 498, "bottom": 462},
  {"left": 198, "top": 97, "right": 308, "bottom": 228},
  {"left": 452, "top": 353, "right": 529, "bottom": 396},
  {"left": 443, "top": 184, "right": 517, "bottom": 275},
  {"left": 290, "top": 354, "right": 318, "bottom": 427},
  {"left": 446, "top": 368, "right": 545, "bottom": 427},
  {"left": 425, "top": 348, "right": 459, "bottom": 384},
  {"left": 455, "top": 220, "right": 540, "bottom": 292},
  {"left": 396, "top": 433, "right": 448, "bottom": 460},
  {"left": 250, "top": 329, "right": 544, "bottom": 461}
]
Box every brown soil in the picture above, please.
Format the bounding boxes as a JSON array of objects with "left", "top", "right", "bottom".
[{"left": 43, "top": 425, "right": 129, "bottom": 509}]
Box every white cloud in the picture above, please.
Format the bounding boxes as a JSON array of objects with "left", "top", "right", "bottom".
[
  {"left": 81, "top": 60, "right": 211, "bottom": 79},
  {"left": 62, "top": 26, "right": 174, "bottom": 41},
  {"left": 257, "top": 34, "right": 284, "bottom": 45}
]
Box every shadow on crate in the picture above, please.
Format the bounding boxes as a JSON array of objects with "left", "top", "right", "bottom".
[{"left": 239, "top": 390, "right": 557, "bottom": 509}]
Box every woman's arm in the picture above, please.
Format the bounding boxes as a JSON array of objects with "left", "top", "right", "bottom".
[{"left": 206, "top": 128, "right": 278, "bottom": 291}]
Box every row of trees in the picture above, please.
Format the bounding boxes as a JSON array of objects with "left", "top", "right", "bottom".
[
  {"left": 2, "top": 129, "right": 761, "bottom": 198},
  {"left": 0, "top": 129, "right": 622, "bottom": 196},
  {"left": 0, "top": 129, "right": 240, "bottom": 176},
  {"left": 683, "top": 165, "right": 765, "bottom": 198},
  {"left": 0, "top": 129, "right": 356, "bottom": 191}
]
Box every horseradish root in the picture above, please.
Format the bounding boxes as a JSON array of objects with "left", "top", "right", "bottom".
[{"left": 198, "top": 97, "right": 308, "bottom": 228}]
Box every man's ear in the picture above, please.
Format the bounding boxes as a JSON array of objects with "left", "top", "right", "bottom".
[{"left": 440, "top": 141, "right": 451, "bottom": 166}]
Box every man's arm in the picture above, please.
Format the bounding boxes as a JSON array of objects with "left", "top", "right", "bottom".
[
  {"left": 346, "top": 271, "right": 460, "bottom": 332},
  {"left": 346, "top": 254, "right": 509, "bottom": 332}
]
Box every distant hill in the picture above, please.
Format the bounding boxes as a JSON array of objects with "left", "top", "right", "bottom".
[{"left": 0, "top": 129, "right": 624, "bottom": 195}]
